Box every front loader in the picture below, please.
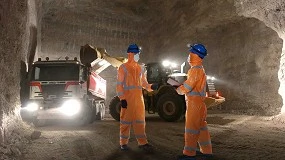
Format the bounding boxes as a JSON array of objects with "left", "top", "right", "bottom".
[{"left": 109, "top": 62, "right": 225, "bottom": 122}]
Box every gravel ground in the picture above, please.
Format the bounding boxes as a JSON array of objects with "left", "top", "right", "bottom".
[{"left": 20, "top": 111, "right": 285, "bottom": 160}]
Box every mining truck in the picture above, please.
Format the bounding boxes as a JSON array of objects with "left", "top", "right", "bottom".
[
  {"left": 77, "top": 44, "right": 225, "bottom": 122},
  {"left": 20, "top": 45, "right": 124, "bottom": 127}
]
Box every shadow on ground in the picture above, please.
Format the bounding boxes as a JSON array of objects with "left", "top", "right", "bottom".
[
  {"left": 207, "top": 116, "right": 235, "bottom": 125},
  {"left": 104, "top": 147, "right": 176, "bottom": 160}
]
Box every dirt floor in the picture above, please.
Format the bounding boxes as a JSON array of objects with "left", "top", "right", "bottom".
[{"left": 21, "top": 111, "right": 285, "bottom": 160}]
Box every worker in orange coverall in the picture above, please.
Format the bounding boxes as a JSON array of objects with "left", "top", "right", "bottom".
[
  {"left": 116, "top": 43, "right": 158, "bottom": 152},
  {"left": 176, "top": 43, "right": 213, "bottom": 160}
]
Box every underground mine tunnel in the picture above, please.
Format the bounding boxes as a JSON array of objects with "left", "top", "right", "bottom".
[{"left": 1, "top": 0, "right": 285, "bottom": 160}]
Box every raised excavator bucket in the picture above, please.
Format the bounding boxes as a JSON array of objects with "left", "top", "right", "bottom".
[{"left": 80, "top": 44, "right": 127, "bottom": 74}]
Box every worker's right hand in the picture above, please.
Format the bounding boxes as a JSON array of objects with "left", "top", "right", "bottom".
[
  {"left": 121, "top": 100, "right": 128, "bottom": 108},
  {"left": 176, "top": 87, "right": 184, "bottom": 95}
]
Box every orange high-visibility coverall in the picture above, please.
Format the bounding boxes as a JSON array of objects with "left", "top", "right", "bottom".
[
  {"left": 176, "top": 53, "right": 212, "bottom": 156},
  {"left": 116, "top": 53, "right": 153, "bottom": 146}
]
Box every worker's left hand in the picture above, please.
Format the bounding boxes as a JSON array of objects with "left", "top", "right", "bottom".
[
  {"left": 151, "top": 83, "right": 159, "bottom": 90},
  {"left": 121, "top": 99, "right": 128, "bottom": 108}
]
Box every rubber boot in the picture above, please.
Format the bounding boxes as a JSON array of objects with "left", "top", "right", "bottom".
[
  {"left": 138, "top": 143, "right": 154, "bottom": 153},
  {"left": 177, "top": 155, "right": 196, "bottom": 160},
  {"left": 120, "top": 145, "right": 130, "bottom": 151}
]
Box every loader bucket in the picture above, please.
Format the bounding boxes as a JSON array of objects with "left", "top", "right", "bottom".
[
  {"left": 80, "top": 44, "right": 98, "bottom": 65},
  {"left": 80, "top": 44, "right": 127, "bottom": 74},
  {"left": 205, "top": 96, "right": 225, "bottom": 108}
]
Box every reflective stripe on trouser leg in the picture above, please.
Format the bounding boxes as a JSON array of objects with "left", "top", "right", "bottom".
[
  {"left": 198, "top": 121, "right": 212, "bottom": 154},
  {"left": 183, "top": 98, "right": 204, "bottom": 156},
  {"left": 133, "top": 120, "right": 148, "bottom": 145},
  {"left": 120, "top": 108, "right": 132, "bottom": 145},
  {"left": 120, "top": 121, "right": 131, "bottom": 145},
  {"left": 184, "top": 129, "right": 199, "bottom": 156}
]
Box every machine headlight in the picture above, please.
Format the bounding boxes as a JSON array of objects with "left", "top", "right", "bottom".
[
  {"left": 162, "top": 60, "right": 177, "bottom": 68},
  {"left": 24, "top": 102, "right": 39, "bottom": 112},
  {"left": 163, "top": 60, "right": 170, "bottom": 67},
  {"left": 59, "top": 99, "right": 81, "bottom": 116},
  {"left": 207, "top": 76, "right": 216, "bottom": 81}
]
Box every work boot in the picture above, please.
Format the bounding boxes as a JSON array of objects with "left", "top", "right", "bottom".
[
  {"left": 138, "top": 143, "right": 154, "bottom": 153},
  {"left": 196, "top": 151, "right": 213, "bottom": 158},
  {"left": 177, "top": 155, "right": 196, "bottom": 160},
  {"left": 120, "top": 145, "right": 130, "bottom": 151}
]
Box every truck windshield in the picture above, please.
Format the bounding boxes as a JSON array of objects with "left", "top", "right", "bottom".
[{"left": 31, "top": 64, "right": 79, "bottom": 81}]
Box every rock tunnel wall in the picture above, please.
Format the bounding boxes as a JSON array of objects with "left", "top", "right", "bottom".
[
  {"left": 0, "top": 0, "right": 39, "bottom": 151},
  {"left": 40, "top": 0, "right": 151, "bottom": 103},
  {"left": 235, "top": 0, "right": 285, "bottom": 114},
  {"left": 145, "top": 0, "right": 283, "bottom": 115},
  {"left": 204, "top": 19, "right": 282, "bottom": 115},
  {"left": 38, "top": 0, "right": 284, "bottom": 115},
  {"left": 40, "top": 0, "right": 147, "bottom": 59}
]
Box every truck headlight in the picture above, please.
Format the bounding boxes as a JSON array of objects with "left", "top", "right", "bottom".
[
  {"left": 59, "top": 99, "right": 81, "bottom": 116},
  {"left": 24, "top": 102, "right": 39, "bottom": 112}
]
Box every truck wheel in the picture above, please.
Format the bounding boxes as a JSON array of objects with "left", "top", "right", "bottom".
[
  {"left": 157, "top": 94, "right": 185, "bottom": 122},
  {"left": 109, "top": 96, "right": 121, "bottom": 121},
  {"left": 33, "top": 118, "right": 46, "bottom": 127},
  {"left": 74, "top": 105, "right": 92, "bottom": 126},
  {"left": 96, "top": 103, "right": 105, "bottom": 120}
]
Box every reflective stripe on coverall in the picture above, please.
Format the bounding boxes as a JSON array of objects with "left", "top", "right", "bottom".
[
  {"left": 177, "top": 53, "right": 212, "bottom": 156},
  {"left": 116, "top": 53, "right": 152, "bottom": 146}
]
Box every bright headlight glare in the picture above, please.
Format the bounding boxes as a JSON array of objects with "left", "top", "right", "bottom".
[
  {"left": 25, "top": 102, "right": 39, "bottom": 112},
  {"left": 211, "top": 77, "right": 216, "bottom": 80},
  {"left": 162, "top": 60, "right": 170, "bottom": 67},
  {"left": 59, "top": 99, "right": 81, "bottom": 116}
]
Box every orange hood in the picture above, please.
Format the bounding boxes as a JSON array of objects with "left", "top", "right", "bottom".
[
  {"left": 189, "top": 52, "right": 202, "bottom": 66},
  {"left": 127, "top": 53, "right": 136, "bottom": 64}
]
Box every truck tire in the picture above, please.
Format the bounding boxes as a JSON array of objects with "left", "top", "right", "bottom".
[
  {"left": 73, "top": 103, "right": 92, "bottom": 126},
  {"left": 96, "top": 103, "right": 105, "bottom": 120},
  {"left": 109, "top": 96, "right": 121, "bottom": 121},
  {"left": 157, "top": 94, "right": 185, "bottom": 122},
  {"left": 89, "top": 101, "right": 97, "bottom": 123}
]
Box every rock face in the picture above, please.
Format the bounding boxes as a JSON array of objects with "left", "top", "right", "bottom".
[
  {"left": 0, "top": 0, "right": 28, "bottom": 145},
  {"left": 0, "top": 0, "right": 40, "bottom": 157},
  {"left": 145, "top": 0, "right": 283, "bottom": 115},
  {"left": 38, "top": 0, "right": 285, "bottom": 115},
  {"left": 40, "top": 0, "right": 149, "bottom": 59},
  {"left": 235, "top": 0, "right": 285, "bottom": 114}
]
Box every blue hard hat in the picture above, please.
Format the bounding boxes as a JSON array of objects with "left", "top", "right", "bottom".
[
  {"left": 189, "top": 43, "right": 207, "bottom": 59},
  {"left": 127, "top": 44, "right": 140, "bottom": 54}
]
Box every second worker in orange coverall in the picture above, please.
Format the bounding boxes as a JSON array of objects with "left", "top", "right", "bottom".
[
  {"left": 176, "top": 43, "right": 213, "bottom": 160},
  {"left": 116, "top": 43, "right": 158, "bottom": 152}
]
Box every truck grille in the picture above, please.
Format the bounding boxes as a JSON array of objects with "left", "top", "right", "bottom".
[{"left": 41, "top": 84, "right": 66, "bottom": 99}]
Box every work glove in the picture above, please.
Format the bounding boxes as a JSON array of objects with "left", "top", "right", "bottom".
[
  {"left": 151, "top": 83, "right": 159, "bottom": 90},
  {"left": 121, "top": 99, "right": 127, "bottom": 108}
]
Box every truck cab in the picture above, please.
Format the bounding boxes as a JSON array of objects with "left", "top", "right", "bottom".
[{"left": 21, "top": 57, "right": 106, "bottom": 126}]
